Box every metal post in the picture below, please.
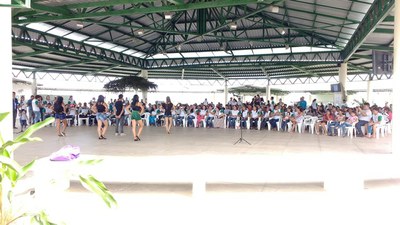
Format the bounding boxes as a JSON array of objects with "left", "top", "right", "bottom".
[
  {"left": 266, "top": 78, "right": 271, "bottom": 102},
  {"left": 339, "top": 62, "right": 348, "bottom": 103},
  {"left": 367, "top": 80, "right": 373, "bottom": 104},
  {"left": 392, "top": 2, "right": 400, "bottom": 154},
  {"left": 0, "top": 0, "right": 13, "bottom": 142},
  {"left": 224, "top": 80, "right": 228, "bottom": 105},
  {"left": 141, "top": 70, "right": 148, "bottom": 103},
  {"left": 32, "top": 72, "right": 37, "bottom": 96}
]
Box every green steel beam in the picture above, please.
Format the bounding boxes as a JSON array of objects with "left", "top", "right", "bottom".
[
  {"left": 383, "top": 16, "right": 394, "bottom": 22},
  {"left": 358, "top": 45, "right": 393, "bottom": 51},
  {"left": 284, "top": 6, "right": 361, "bottom": 24},
  {"left": 13, "top": 26, "right": 146, "bottom": 67},
  {"left": 167, "top": 0, "right": 184, "bottom": 5},
  {"left": 373, "top": 28, "right": 394, "bottom": 34},
  {"left": 23, "top": 59, "right": 95, "bottom": 72},
  {"left": 341, "top": 0, "right": 394, "bottom": 61},
  {"left": 146, "top": 51, "right": 342, "bottom": 69},
  {"left": 149, "top": 4, "right": 275, "bottom": 56},
  {"left": 238, "top": 5, "right": 338, "bottom": 48},
  {"left": 348, "top": 63, "right": 372, "bottom": 73},
  {"left": 335, "top": 0, "right": 354, "bottom": 44},
  {"left": 84, "top": 65, "right": 121, "bottom": 76},
  {"left": 291, "top": 65, "right": 318, "bottom": 77},
  {"left": 13, "top": 50, "right": 49, "bottom": 59},
  {"left": 12, "top": 39, "right": 140, "bottom": 68},
  {"left": 351, "top": 54, "right": 371, "bottom": 60},
  {"left": 13, "top": 0, "right": 281, "bottom": 24},
  {"left": 65, "top": 0, "right": 154, "bottom": 9},
  {"left": 88, "top": 19, "right": 315, "bottom": 43},
  {"left": 30, "top": 3, "right": 71, "bottom": 15},
  {"left": 290, "top": 0, "right": 367, "bottom": 15}
]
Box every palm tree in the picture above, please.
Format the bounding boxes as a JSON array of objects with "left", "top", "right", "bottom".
[{"left": 103, "top": 76, "right": 157, "bottom": 93}]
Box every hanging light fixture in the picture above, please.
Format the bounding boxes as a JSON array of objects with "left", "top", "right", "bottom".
[
  {"left": 268, "top": 5, "right": 280, "bottom": 13},
  {"left": 280, "top": 28, "right": 286, "bottom": 35},
  {"left": 76, "top": 21, "right": 84, "bottom": 28},
  {"left": 136, "top": 29, "right": 144, "bottom": 36},
  {"left": 164, "top": 12, "right": 173, "bottom": 20},
  {"left": 229, "top": 22, "right": 237, "bottom": 30}
]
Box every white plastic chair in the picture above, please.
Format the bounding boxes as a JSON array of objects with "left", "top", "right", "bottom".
[
  {"left": 294, "top": 117, "right": 305, "bottom": 133},
  {"left": 257, "top": 118, "right": 262, "bottom": 130},
  {"left": 267, "top": 117, "right": 282, "bottom": 131},
  {"left": 346, "top": 126, "right": 356, "bottom": 138},
  {"left": 142, "top": 112, "right": 150, "bottom": 126},
  {"left": 302, "top": 116, "right": 316, "bottom": 134},
  {"left": 376, "top": 123, "right": 387, "bottom": 139},
  {"left": 78, "top": 117, "right": 89, "bottom": 126}
]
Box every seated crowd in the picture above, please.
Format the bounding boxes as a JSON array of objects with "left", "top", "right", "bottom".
[{"left": 16, "top": 94, "right": 392, "bottom": 138}]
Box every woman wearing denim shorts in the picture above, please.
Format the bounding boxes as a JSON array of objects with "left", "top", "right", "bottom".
[
  {"left": 53, "top": 96, "right": 67, "bottom": 137},
  {"left": 92, "top": 95, "right": 109, "bottom": 140}
]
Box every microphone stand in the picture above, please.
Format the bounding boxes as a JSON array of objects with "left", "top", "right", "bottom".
[{"left": 234, "top": 112, "right": 251, "bottom": 145}]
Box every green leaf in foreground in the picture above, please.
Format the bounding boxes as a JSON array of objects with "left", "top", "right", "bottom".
[{"left": 79, "top": 175, "right": 117, "bottom": 208}]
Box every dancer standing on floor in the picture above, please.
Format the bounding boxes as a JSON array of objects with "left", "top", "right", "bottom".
[
  {"left": 128, "top": 94, "right": 144, "bottom": 141},
  {"left": 114, "top": 94, "right": 126, "bottom": 136},
  {"left": 162, "top": 96, "right": 174, "bottom": 134},
  {"left": 53, "top": 96, "right": 67, "bottom": 137},
  {"left": 91, "top": 95, "right": 109, "bottom": 140}
]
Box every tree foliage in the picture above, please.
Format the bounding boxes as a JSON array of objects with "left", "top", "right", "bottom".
[{"left": 103, "top": 76, "right": 157, "bottom": 93}]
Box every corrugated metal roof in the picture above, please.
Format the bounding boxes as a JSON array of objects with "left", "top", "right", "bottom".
[{"left": 10, "top": 0, "right": 394, "bottom": 80}]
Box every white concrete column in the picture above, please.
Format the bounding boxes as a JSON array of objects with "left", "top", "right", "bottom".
[
  {"left": 367, "top": 80, "right": 373, "bottom": 104},
  {"left": 140, "top": 70, "right": 148, "bottom": 103},
  {"left": 32, "top": 73, "right": 37, "bottom": 96},
  {"left": 0, "top": 0, "right": 13, "bottom": 142},
  {"left": 266, "top": 79, "right": 271, "bottom": 102},
  {"left": 224, "top": 79, "right": 228, "bottom": 105},
  {"left": 392, "top": 2, "right": 400, "bottom": 154},
  {"left": 339, "top": 62, "right": 348, "bottom": 103}
]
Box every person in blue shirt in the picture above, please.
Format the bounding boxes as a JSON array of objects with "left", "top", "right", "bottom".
[
  {"left": 298, "top": 96, "right": 307, "bottom": 110},
  {"left": 12, "top": 92, "right": 19, "bottom": 129}
]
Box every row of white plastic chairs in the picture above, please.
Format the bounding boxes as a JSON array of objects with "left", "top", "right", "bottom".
[{"left": 73, "top": 113, "right": 391, "bottom": 139}]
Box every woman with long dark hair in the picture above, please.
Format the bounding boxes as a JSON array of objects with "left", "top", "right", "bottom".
[
  {"left": 52, "top": 96, "right": 67, "bottom": 137},
  {"left": 162, "top": 96, "right": 174, "bottom": 134},
  {"left": 127, "top": 94, "right": 144, "bottom": 141},
  {"left": 91, "top": 95, "right": 109, "bottom": 139}
]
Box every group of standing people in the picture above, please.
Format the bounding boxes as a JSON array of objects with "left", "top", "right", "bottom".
[{"left": 87, "top": 94, "right": 146, "bottom": 141}]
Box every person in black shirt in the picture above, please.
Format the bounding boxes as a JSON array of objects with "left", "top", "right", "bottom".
[
  {"left": 162, "top": 96, "right": 175, "bottom": 134},
  {"left": 91, "top": 95, "right": 109, "bottom": 140},
  {"left": 52, "top": 96, "right": 67, "bottom": 137},
  {"left": 127, "top": 94, "right": 144, "bottom": 141},
  {"left": 114, "top": 94, "right": 125, "bottom": 136},
  {"left": 12, "top": 92, "right": 19, "bottom": 129}
]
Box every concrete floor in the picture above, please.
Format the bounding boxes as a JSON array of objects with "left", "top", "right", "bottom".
[{"left": 13, "top": 125, "right": 400, "bottom": 225}]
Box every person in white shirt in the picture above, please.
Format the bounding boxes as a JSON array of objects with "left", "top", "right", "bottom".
[
  {"left": 367, "top": 108, "right": 384, "bottom": 138},
  {"left": 240, "top": 105, "right": 248, "bottom": 128},
  {"left": 175, "top": 106, "right": 186, "bottom": 126},
  {"left": 355, "top": 103, "right": 372, "bottom": 137},
  {"left": 44, "top": 103, "right": 54, "bottom": 119},
  {"left": 237, "top": 97, "right": 243, "bottom": 106},
  {"left": 228, "top": 97, "right": 234, "bottom": 106},
  {"left": 250, "top": 107, "right": 259, "bottom": 129},
  {"left": 206, "top": 106, "right": 215, "bottom": 128},
  {"left": 229, "top": 105, "right": 239, "bottom": 128},
  {"left": 32, "top": 95, "right": 42, "bottom": 124}
]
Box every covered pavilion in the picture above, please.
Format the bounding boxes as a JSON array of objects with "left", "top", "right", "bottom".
[{"left": 0, "top": 0, "right": 399, "bottom": 224}]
